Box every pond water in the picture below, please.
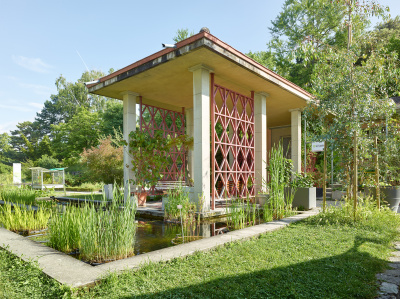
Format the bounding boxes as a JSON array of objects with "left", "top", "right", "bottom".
[{"left": 26, "top": 217, "right": 230, "bottom": 263}]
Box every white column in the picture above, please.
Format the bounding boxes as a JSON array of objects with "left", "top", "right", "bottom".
[
  {"left": 290, "top": 108, "right": 302, "bottom": 173},
  {"left": 185, "top": 108, "right": 194, "bottom": 185},
  {"left": 122, "top": 91, "right": 139, "bottom": 198},
  {"left": 189, "top": 64, "right": 213, "bottom": 212},
  {"left": 254, "top": 92, "right": 268, "bottom": 194}
]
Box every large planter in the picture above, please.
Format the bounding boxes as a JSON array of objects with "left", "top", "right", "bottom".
[
  {"left": 135, "top": 191, "right": 147, "bottom": 207},
  {"left": 256, "top": 194, "right": 269, "bottom": 206},
  {"left": 292, "top": 187, "right": 316, "bottom": 210},
  {"left": 381, "top": 186, "right": 400, "bottom": 212},
  {"left": 364, "top": 186, "right": 400, "bottom": 212},
  {"left": 316, "top": 187, "right": 323, "bottom": 198}
]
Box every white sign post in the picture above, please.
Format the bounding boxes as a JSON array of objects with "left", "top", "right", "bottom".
[
  {"left": 311, "top": 142, "right": 325, "bottom": 152},
  {"left": 13, "top": 163, "right": 22, "bottom": 187}
]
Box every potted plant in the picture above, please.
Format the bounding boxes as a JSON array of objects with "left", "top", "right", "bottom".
[
  {"left": 291, "top": 172, "right": 316, "bottom": 210},
  {"left": 125, "top": 130, "right": 169, "bottom": 206}
]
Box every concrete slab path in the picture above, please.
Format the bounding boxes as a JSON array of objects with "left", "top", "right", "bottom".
[{"left": 0, "top": 210, "right": 319, "bottom": 288}]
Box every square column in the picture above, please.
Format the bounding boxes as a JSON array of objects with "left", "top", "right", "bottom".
[
  {"left": 189, "top": 64, "right": 213, "bottom": 212},
  {"left": 254, "top": 92, "right": 268, "bottom": 194},
  {"left": 290, "top": 108, "right": 302, "bottom": 173},
  {"left": 185, "top": 108, "right": 194, "bottom": 185},
  {"left": 122, "top": 91, "right": 139, "bottom": 198}
]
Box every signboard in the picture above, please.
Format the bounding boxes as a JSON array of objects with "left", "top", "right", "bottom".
[
  {"left": 13, "top": 163, "right": 21, "bottom": 186},
  {"left": 311, "top": 142, "right": 325, "bottom": 152}
]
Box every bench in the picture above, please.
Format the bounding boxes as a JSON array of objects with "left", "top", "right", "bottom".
[{"left": 154, "top": 180, "right": 187, "bottom": 195}]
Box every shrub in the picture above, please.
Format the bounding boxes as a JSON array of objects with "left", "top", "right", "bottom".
[{"left": 81, "top": 136, "right": 123, "bottom": 184}]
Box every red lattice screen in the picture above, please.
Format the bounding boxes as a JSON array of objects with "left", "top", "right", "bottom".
[
  {"left": 211, "top": 74, "right": 255, "bottom": 209},
  {"left": 139, "top": 99, "right": 186, "bottom": 182}
]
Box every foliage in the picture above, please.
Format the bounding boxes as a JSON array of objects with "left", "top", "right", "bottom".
[
  {"left": 125, "top": 130, "right": 169, "bottom": 189},
  {"left": 49, "top": 195, "right": 136, "bottom": 263},
  {"left": 164, "top": 183, "right": 196, "bottom": 222},
  {"left": 292, "top": 172, "right": 314, "bottom": 188},
  {"left": 0, "top": 186, "right": 38, "bottom": 205},
  {"left": 265, "top": 143, "right": 295, "bottom": 220},
  {"left": 246, "top": 50, "right": 276, "bottom": 70},
  {"left": 52, "top": 107, "right": 102, "bottom": 163},
  {"left": 36, "top": 154, "right": 60, "bottom": 170},
  {"left": 227, "top": 198, "right": 259, "bottom": 230},
  {"left": 81, "top": 136, "right": 123, "bottom": 184},
  {"left": 173, "top": 28, "right": 194, "bottom": 43},
  {"left": 0, "top": 202, "right": 52, "bottom": 233},
  {"left": 100, "top": 101, "right": 123, "bottom": 139}
]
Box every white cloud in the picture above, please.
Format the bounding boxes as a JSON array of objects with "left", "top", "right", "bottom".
[
  {"left": 0, "top": 104, "right": 32, "bottom": 112},
  {"left": 20, "top": 83, "right": 54, "bottom": 96},
  {"left": 28, "top": 102, "right": 44, "bottom": 110},
  {"left": 12, "top": 55, "right": 53, "bottom": 73},
  {"left": 0, "top": 121, "right": 19, "bottom": 134}
]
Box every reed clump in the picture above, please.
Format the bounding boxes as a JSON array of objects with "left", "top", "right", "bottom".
[
  {"left": 49, "top": 196, "right": 137, "bottom": 263},
  {"left": 0, "top": 186, "right": 38, "bottom": 206},
  {"left": 0, "top": 202, "right": 52, "bottom": 233},
  {"left": 227, "top": 198, "right": 259, "bottom": 230},
  {"left": 164, "top": 183, "right": 196, "bottom": 222}
]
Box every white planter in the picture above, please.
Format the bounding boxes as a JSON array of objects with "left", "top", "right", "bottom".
[
  {"left": 292, "top": 187, "right": 316, "bottom": 210},
  {"left": 332, "top": 190, "right": 345, "bottom": 200},
  {"left": 256, "top": 194, "right": 269, "bottom": 206}
]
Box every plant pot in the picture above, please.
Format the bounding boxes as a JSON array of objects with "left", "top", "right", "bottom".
[
  {"left": 292, "top": 187, "right": 316, "bottom": 210},
  {"left": 381, "top": 186, "right": 400, "bottom": 212},
  {"left": 332, "top": 190, "right": 345, "bottom": 200},
  {"left": 316, "top": 187, "right": 323, "bottom": 198},
  {"left": 136, "top": 191, "right": 147, "bottom": 207},
  {"left": 256, "top": 194, "right": 269, "bottom": 206}
]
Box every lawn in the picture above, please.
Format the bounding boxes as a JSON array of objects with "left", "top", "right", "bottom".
[{"left": 0, "top": 203, "right": 399, "bottom": 298}]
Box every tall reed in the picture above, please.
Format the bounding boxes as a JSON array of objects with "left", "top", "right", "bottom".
[
  {"left": 0, "top": 202, "right": 52, "bottom": 232},
  {"left": 48, "top": 195, "right": 137, "bottom": 263},
  {"left": 0, "top": 186, "right": 37, "bottom": 205},
  {"left": 164, "top": 183, "right": 196, "bottom": 222},
  {"left": 227, "top": 198, "right": 259, "bottom": 230},
  {"left": 264, "top": 143, "right": 295, "bottom": 221}
]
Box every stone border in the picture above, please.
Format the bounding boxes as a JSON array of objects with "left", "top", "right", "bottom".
[
  {"left": 376, "top": 241, "right": 400, "bottom": 298},
  {"left": 0, "top": 210, "right": 319, "bottom": 288}
]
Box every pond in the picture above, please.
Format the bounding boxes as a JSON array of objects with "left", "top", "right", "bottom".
[{"left": 26, "top": 217, "right": 230, "bottom": 265}]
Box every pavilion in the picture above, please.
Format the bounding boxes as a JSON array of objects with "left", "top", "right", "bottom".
[{"left": 87, "top": 28, "right": 313, "bottom": 212}]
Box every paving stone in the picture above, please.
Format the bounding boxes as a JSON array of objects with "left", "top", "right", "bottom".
[
  {"left": 388, "top": 262, "right": 400, "bottom": 270},
  {"left": 380, "top": 282, "right": 399, "bottom": 294},
  {"left": 376, "top": 273, "right": 400, "bottom": 285}
]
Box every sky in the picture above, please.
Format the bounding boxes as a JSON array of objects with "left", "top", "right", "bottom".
[{"left": 1, "top": 0, "right": 400, "bottom": 134}]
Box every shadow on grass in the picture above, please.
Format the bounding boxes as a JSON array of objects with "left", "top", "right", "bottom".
[{"left": 130, "top": 236, "right": 387, "bottom": 299}]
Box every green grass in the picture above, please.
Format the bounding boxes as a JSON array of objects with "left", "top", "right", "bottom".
[
  {"left": 0, "top": 201, "right": 399, "bottom": 298},
  {"left": 0, "top": 186, "right": 38, "bottom": 205},
  {"left": 66, "top": 193, "right": 106, "bottom": 201}
]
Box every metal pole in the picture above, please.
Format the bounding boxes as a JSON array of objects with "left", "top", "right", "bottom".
[
  {"left": 331, "top": 149, "right": 334, "bottom": 186},
  {"left": 375, "top": 136, "right": 380, "bottom": 209},
  {"left": 353, "top": 130, "right": 358, "bottom": 219},
  {"left": 304, "top": 118, "right": 307, "bottom": 172},
  {"left": 323, "top": 141, "right": 327, "bottom": 212}
]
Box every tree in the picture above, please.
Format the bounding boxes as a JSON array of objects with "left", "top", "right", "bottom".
[
  {"left": 268, "top": 0, "right": 373, "bottom": 89},
  {"left": 301, "top": 0, "right": 397, "bottom": 213},
  {"left": 173, "top": 28, "right": 194, "bottom": 43},
  {"left": 100, "top": 101, "right": 123, "bottom": 138},
  {"left": 9, "top": 121, "right": 41, "bottom": 161},
  {"left": 80, "top": 136, "right": 123, "bottom": 184},
  {"left": 52, "top": 108, "right": 102, "bottom": 164}
]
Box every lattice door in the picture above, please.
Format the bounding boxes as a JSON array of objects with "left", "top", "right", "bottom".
[
  {"left": 139, "top": 99, "right": 186, "bottom": 182},
  {"left": 211, "top": 75, "right": 255, "bottom": 207}
]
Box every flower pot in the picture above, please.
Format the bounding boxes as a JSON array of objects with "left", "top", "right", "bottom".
[
  {"left": 381, "top": 186, "right": 400, "bottom": 212},
  {"left": 256, "top": 194, "right": 269, "bottom": 206},
  {"left": 136, "top": 191, "right": 147, "bottom": 207},
  {"left": 292, "top": 187, "right": 316, "bottom": 210},
  {"left": 316, "top": 187, "right": 323, "bottom": 198}
]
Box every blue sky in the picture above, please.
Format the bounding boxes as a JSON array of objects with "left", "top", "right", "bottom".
[{"left": 1, "top": 0, "right": 399, "bottom": 134}]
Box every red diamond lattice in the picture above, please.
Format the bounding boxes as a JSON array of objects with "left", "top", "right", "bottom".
[
  {"left": 139, "top": 99, "right": 186, "bottom": 187},
  {"left": 211, "top": 75, "right": 255, "bottom": 209}
]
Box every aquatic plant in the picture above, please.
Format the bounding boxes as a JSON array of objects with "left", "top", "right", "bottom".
[
  {"left": 227, "top": 198, "right": 259, "bottom": 230},
  {"left": 0, "top": 186, "right": 38, "bottom": 206},
  {"left": 164, "top": 182, "right": 196, "bottom": 222},
  {"left": 0, "top": 202, "right": 52, "bottom": 233},
  {"left": 48, "top": 195, "right": 136, "bottom": 263}
]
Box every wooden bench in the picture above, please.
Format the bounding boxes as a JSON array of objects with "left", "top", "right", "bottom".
[{"left": 154, "top": 180, "right": 187, "bottom": 195}]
